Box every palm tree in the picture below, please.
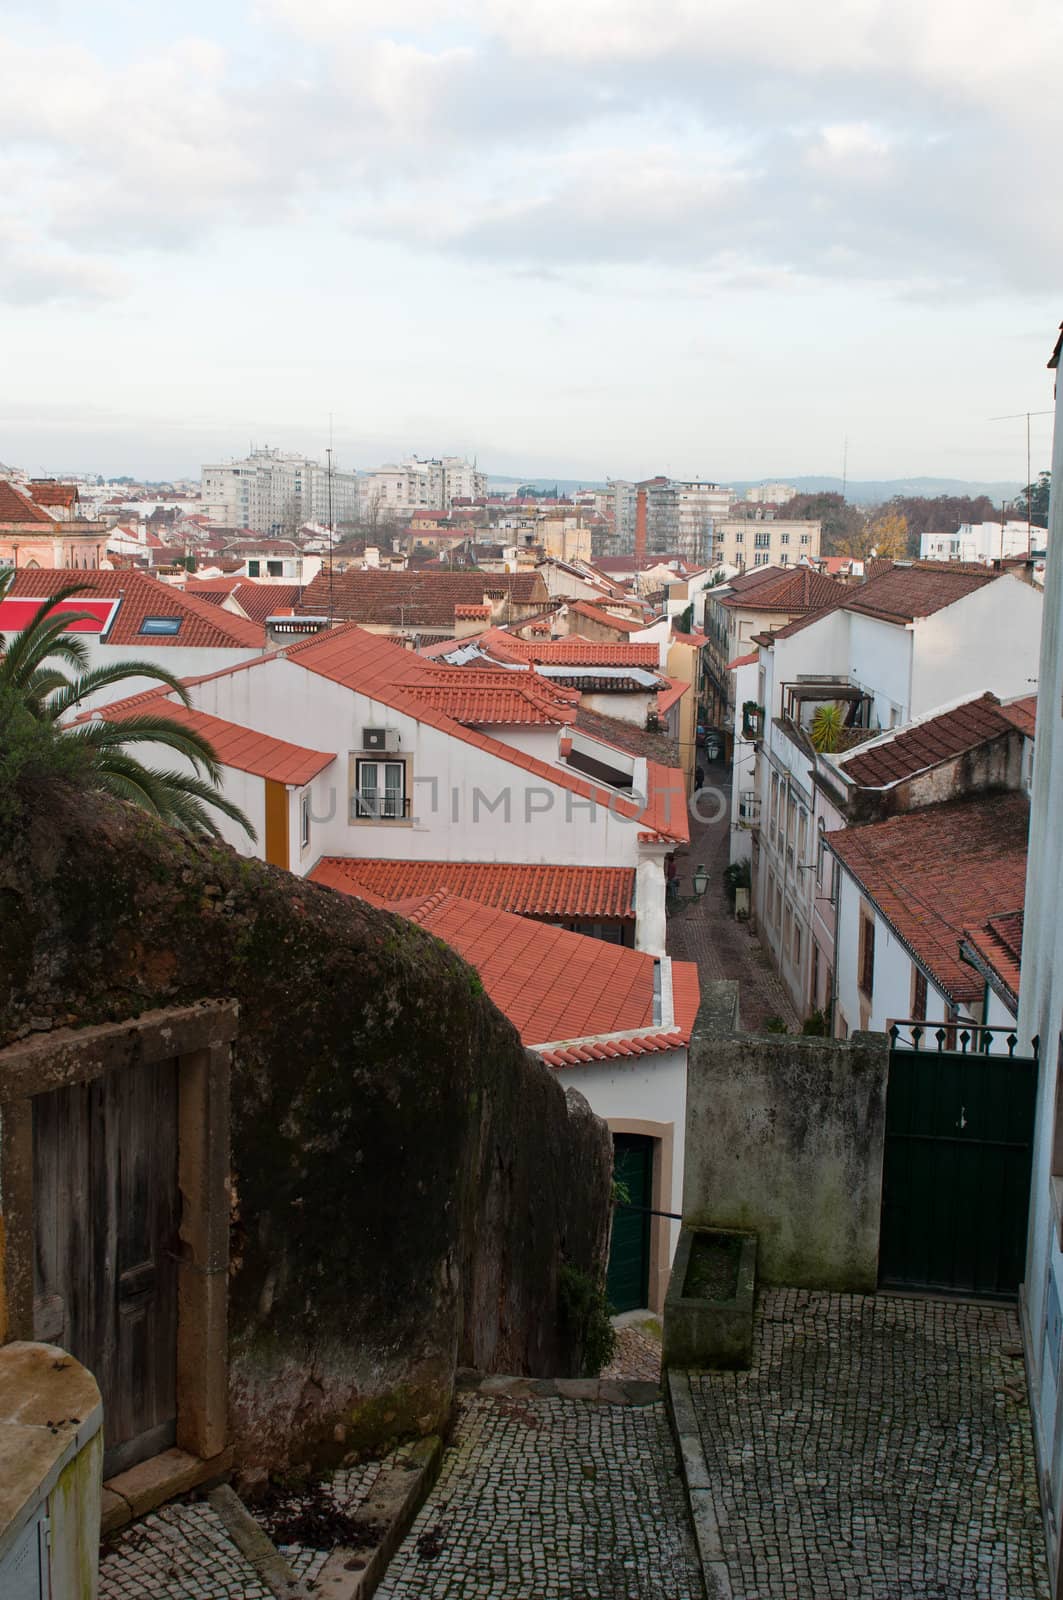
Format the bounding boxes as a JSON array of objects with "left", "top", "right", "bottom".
[
  {"left": 809, "top": 702, "right": 845, "bottom": 754},
  {"left": 0, "top": 572, "right": 255, "bottom": 840}
]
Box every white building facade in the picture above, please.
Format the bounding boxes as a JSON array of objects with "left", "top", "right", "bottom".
[
  {"left": 920, "top": 520, "right": 1044, "bottom": 564},
  {"left": 1017, "top": 331, "right": 1063, "bottom": 1595},
  {"left": 201, "top": 448, "right": 360, "bottom": 533}
]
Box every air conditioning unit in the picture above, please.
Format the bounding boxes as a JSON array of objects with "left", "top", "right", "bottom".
[{"left": 361, "top": 727, "right": 400, "bottom": 754}]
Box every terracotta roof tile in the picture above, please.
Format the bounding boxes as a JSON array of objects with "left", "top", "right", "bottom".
[
  {"left": 0, "top": 481, "right": 57, "bottom": 525},
  {"left": 998, "top": 694, "right": 1037, "bottom": 738},
  {"left": 569, "top": 600, "right": 646, "bottom": 633},
  {"left": 295, "top": 569, "right": 548, "bottom": 627},
  {"left": 310, "top": 859, "right": 636, "bottom": 920},
  {"left": 827, "top": 793, "right": 1029, "bottom": 1003},
  {"left": 720, "top": 567, "right": 844, "bottom": 614},
  {"left": 961, "top": 910, "right": 1024, "bottom": 1010},
  {"left": 5, "top": 568, "right": 266, "bottom": 650},
  {"left": 841, "top": 563, "right": 998, "bottom": 622},
  {"left": 100, "top": 696, "right": 334, "bottom": 786},
  {"left": 27, "top": 481, "right": 78, "bottom": 509},
  {"left": 836, "top": 693, "right": 1021, "bottom": 788},
  {"left": 371, "top": 889, "right": 698, "bottom": 1061},
  {"left": 480, "top": 630, "right": 661, "bottom": 667}
]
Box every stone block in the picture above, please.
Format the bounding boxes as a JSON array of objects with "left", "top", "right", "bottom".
[
  {"left": 105, "top": 1446, "right": 233, "bottom": 1520},
  {"left": 663, "top": 1227, "right": 757, "bottom": 1370}
]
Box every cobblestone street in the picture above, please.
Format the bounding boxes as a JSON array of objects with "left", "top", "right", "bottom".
[
  {"left": 688, "top": 1290, "right": 1050, "bottom": 1600},
  {"left": 376, "top": 1391, "right": 701, "bottom": 1600},
  {"left": 668, "top": 758, "right": 801, "bottom": 1033}
]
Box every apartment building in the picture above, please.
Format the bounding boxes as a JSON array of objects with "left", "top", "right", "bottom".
[
  {"left": 744, "top": 482, "right": 797, "bottom": 505},
  {"left": 920, "top": 519, "right": 1044, "bottom": 564},
  {"left": 712, "top": 518, "right": 821, "bottom": 571},
  {"left": 737, "top": 562, "right": 1043, "bottom": 1022},
  {"left": 703, "top": 565, "right": 845, "bottom": 746},
  {"left": 359, "top": 457, "right": 487, "bottom": 520},
  {"left": 639, "top": 478, "right": 733, "bottom": 563},
  {"left": 201, "top": 448, "right": 360, "bottom": 534}
]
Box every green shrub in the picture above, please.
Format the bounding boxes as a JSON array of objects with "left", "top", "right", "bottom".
[
  {"left": 763, "top": 1014, "right": 789, "bottom": 1034},
  {"left": 801, "top": 1008, "right": 830, "bottom": 1037},
  {"left": 722, "top": 859, "right": 751, "bottom": 906},
  {"left": 558, "top": 1262, "right": 616, "bottom": 1376}
]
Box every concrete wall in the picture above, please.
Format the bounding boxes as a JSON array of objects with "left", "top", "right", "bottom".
[
  {"left": 682, "top": 987, "right": 889, "bottom": 1289},
  {"left": 1019, "top": 358, "right": 1063, "bottom": 1595},
  {"left": 911, "top": 576, "right": 1043, "bottom": 718}
]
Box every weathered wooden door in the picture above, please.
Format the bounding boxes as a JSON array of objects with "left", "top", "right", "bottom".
[
  {"left": 880, "top": 1035, "right": 1037, "bottom": 1299},
  {"left": 33, "top": 1060, "right": 180, "bottom": 1477},
  {"left": 607, "top": 1134, "right": 653, "bottom": 1313}
]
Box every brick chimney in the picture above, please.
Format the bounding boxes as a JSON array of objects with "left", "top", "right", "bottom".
[{"left": 634, "top": 488, "right": 648, "bottom": 566}]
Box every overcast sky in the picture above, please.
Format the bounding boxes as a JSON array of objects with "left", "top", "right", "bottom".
[{"left": 1, "top": 0, "right": 1059, "bottom": 484}]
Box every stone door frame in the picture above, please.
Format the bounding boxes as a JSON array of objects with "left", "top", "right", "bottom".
[{"left": 0, "top": 1002, "right": 236, "bottom": 1471}]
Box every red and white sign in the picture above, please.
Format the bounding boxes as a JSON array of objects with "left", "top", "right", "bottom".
[{"left": 0, "top": 596, "right": 120, "bottom": 636}]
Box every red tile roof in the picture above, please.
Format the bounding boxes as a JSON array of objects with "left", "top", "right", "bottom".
[
  {"left": 27, "top": 481, "right": 78, "bottom": 509},
  {"left": 998, "top": 694, "right": 1037, "bottom": 738},
  {"left": 377, "top": 890, "right": 698, "bottom": 1063},
  {"left": 827, "top": 792, "right": 1029, "bottom": 1003},
  {"left": 0, "top": 481, "right": 57, "bottom": 525},
  {"left": 671, "top": 629, "right": 709, "bottom": 647},
  {"left": 726, "top": 650, "right": 758, "bottom": 670},
  {"left": 961, "top": 911, "right": 1023, "bottom": 1011},
  {"left": 295, "top": 569, "right": 548, "bottom": 627},
  {"left": 401, "top": 668, "right": 579, "bottom": 726},
  {"left": 99, "top": 697, "right": 334, "bottom": 786},
  {"left": 842, "top": 563, "right": 997, "bottom": 623},
  {"left": 836, "top": 693, "right": 1023, "bottom": 788},
  {"left": 96, "top": 621, "right": 691, "bottom": 843},
  {"left": 229, "top": 582, "right": 302, "bottom": 625},
  {"left": 5, "top": 568, "right": 265, "bottom": 649},
  {"left": 569, "top": 600, "right": 646, "bottom": 633},
  {"left": 656, "top": 678, "right": 689, "bottom": 714},
  {"left": 309, "top": 859, "right": 636, "bottom": 920},
  {"left": 720, "top": 567, "right": 845, "bottom": 614},
  {"left": 481, "top": 630, "right": 662, "bottom": 668}
]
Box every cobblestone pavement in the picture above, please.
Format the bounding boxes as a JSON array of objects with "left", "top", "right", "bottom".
[
  {"left": 668, "top": 759, "right": 801, "bottom": 1033},
  {"left": 603, "top": 1318, "right": 662, "bottom": 1384},
  {"left": 99, "top": 1460, "right": 381, "bottom": 1598},
  {"left": 689, "top": 1289, "right": 1050, "bottom": 1600},
  {"left": 376, "top": 1391, "right": 701, "bottom": 1599},
  {"left": 100, "top": 1499, "right": 272, "bottom": 1600}
]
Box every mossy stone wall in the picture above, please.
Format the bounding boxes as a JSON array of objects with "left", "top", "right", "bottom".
[{"left": 0, "top": 795, "right": 612, "bottom": 1474}]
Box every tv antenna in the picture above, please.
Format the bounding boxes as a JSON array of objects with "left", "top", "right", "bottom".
[{"left": 989, "top": 409, "right": 1053, "bottom": 545}]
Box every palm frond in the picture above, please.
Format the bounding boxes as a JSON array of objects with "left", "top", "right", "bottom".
[
  {"left": 45, "top": 658, "right": 192, "bottom": 722},
  {"left": 70, "top": 714, "right": 225, "bottom": 783}
]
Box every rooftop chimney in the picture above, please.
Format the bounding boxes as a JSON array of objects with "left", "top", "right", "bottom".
[{"left": 634, "top": 488, "right": 648, "bottom": 566}]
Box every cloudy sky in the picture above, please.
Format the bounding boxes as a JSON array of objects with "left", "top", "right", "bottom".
[{"left": 1, "top": 0, "right": 1059, "bottom": 484}]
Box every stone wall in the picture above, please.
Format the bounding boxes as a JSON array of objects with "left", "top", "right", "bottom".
[
  {"left": 0, "top": 792, "right": 612, "bottom": 1476},
  {"left": 683, "top": 983, "right": 888, "bottom": 1290}
]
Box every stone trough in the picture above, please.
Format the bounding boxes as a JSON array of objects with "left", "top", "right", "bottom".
[{"left": 662, "top": 1226, "right": 757, "bottom": 1370}]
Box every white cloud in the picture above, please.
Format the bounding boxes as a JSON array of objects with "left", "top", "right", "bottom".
[{"left": 0, "top": 0, "right": 1061, "bottom": 305}]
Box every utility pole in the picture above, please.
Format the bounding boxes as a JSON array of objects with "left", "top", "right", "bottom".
[
  {"left": 990, "top": 409, "right": 1053, "bottom": 551},
  {"left": 326, "top": 445, "right": 335, "bottom": 626}
]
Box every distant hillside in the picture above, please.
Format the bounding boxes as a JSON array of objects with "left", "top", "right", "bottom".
[
  {"left": 488, "top": 474, "right": 1025, "bottom": 506},
  {"left": 731, "top": 476, "right": 1025, "bottom": 508}
]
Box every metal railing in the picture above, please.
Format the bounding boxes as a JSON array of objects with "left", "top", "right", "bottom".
[
  {"left": 888, "top": 1020, "right": 1038, "bottom": 1059},
  {"left": 352, "top": 791, "right": 410, "bottom": 820}
]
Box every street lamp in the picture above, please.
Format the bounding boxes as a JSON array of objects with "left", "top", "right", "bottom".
[{"left": 693, "top": 864, "right": 710, "bottom": 896}]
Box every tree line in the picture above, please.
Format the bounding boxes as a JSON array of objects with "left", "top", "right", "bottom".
[{"left": 781, "top": 475, "right": 1050, "bottom": 559}]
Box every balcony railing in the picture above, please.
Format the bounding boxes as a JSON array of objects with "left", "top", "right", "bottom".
[
  {"left": 352, "top": 791, "right": 411, "bottom": 820},
  {"left": 737, "top": 790, "right": 761, "bottom": 827},
  {"left": 888, "top": 1020, "right": 1038, "bottom": 1058}
]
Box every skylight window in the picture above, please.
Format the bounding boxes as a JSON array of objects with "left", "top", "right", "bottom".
[{"left": 139, "top": 616, "right": 182, "bottom": 636}]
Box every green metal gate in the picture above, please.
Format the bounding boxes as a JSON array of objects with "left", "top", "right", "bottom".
[
  {"left": 881, "top": 1023, "right": 1039, "bottom": 1299},
  {"left": 607, "top": 1134, "right": 653, "bottom": 1313}
]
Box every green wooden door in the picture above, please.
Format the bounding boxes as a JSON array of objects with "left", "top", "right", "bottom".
[
  {"left": 880, "top": 1044, "right": 1037, "bottom": 1298},
  {"left": 607, "top": 1134, "right": 653, "bottom": 1313}
]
